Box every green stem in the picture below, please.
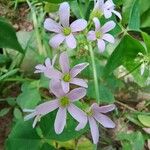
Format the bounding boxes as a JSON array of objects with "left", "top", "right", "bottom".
[{"left": 88, "top": 43, "right": 100, "bottom": 103}]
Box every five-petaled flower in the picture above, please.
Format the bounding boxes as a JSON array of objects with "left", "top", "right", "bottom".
[
  {"left": 87, "top": 17, "right": 116, "bottom": 52},
  {"left": 38, "top": 51, "right": 89, "bottom": 93},
  {"left": 93, "top": 0, "right": 122, "bottom": 19},
  {"left": 24, "top": 80, "right": 87, "bottom": 134},
  {"left": 76, "top": 103, "right": 116, "bottom": 144},
  {"left": 44, "top": 2, "right": 87, "bottom": 49}
]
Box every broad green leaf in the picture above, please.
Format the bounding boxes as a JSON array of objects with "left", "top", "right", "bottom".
[
  {"left": 13, "top": 108, "right": 22, "bottom": 120},
  {"left": 128, "top": 0, "right": 140, "bottom": 31},
  {"left": 0, "top": 18, "right": 23, "bottom": 53},
  {"left": 103, "top": 34, "right": 145, "bottom": 77},
  {"left": 141, "top": 8, "right": 150, "bottom": 28},
  {"left": 0, "top": 108, "right": 10, "bottom": 117},
  {"left": 142, "top": 32, "right": 150, "bottom": 53},
  {"left": 0, "top": 54, "right": 10, "bottom": 65},
  {"left": 5, "top": 120, "right": 42, "bottom": 150},
  {"left": 17, "top": 81, "right": 41, "bottom": 109},
  {"left": 41, "top": 143, "right": 55, "bottom": 150},
  {"left": 87, "top": 81, "right": 115, "bottom": 103},
  {"left": 138, "top": 115, "right": 150, "bottom": 127},
  {"left": 39, "top": 111, "right": 88, "bottom": 141}
]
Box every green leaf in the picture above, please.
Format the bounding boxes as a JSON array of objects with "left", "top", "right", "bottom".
[
  {"left": 41, "top": 0, "right": 74, "bottom": 3},
  {"left": 0, "top": 54, "right": 10, "bottom": 65},
  {"left": 128, "top": 0, "right": 140, "bottom": 31},
  {"left": 41, "top": 143, "right": 55, "bottom": 150},
  {"left": 44, "top": 3, "right": 59, "bottom": 12},
  {"left": 103, "top": 35, "right": 145, "bottom": 77},
  {"left": 13, "top": 108, "right": 22, "bottom": 120},
  {"left": 87, "top": 81, "right": 115, "bottom": 103},
  {"left": 0, "top": 18, "right": 24, "bottom": 53},
  {"left": 142, "top": 32, "right": 150, "bottom": 53},
  {"left": 17, "top": 81, "right": 41, "bottom": 109},
  {"left": 0, "top": 108, "right": 10, "bottom": 117},
  {"left": 39, "top": 111, "right": 88, "bottom": 141},
  {"left": 5, "top": 120, "right": 42, "bottom": 150},
  {"left": 138, "top": 115, "right": 150, "bottom": 127}
]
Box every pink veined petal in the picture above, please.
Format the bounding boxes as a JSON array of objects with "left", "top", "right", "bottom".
[
  {"left": 34, "top": 64, "right": 45, "bottom": 73},
  {"left": 104, "top": 0, "right": 114, "bottom": 9},
  {"left": 44, "top": 68, "right": 62, "bottom": 80},
  {"left": 68, "top": 104, "right": 87, "bottom": 129},
  {"left": 103, "top": 9, "right": 112, "bottom": 19},
  {"left": 101, "top": 21, "right": 116, "bottom": 33},
  {"left": 112, "top": 10, "right": 122, "bottom": 20},
  {"left": 66, "top": 88, "right": 86, "bottom": 102},
  {"left": 93, "top": 17, "right": 101, "bottom": 30},
  {"left": 102, "top": 33, "right": 115, "bottom": 43},
  {"left": 32, "top": 115, "right": 40, "bottom": 128},
  {"left": 94, "top": 112, "right": 115, "bottom": 128},
  {"left": 94, "top": 0, "right": 104, "bottom": 10},
  {"left": 45, "top": 58, "right": 52, "bottom": 68},
  {"left": 50, "top": 80, "right": 65, "bottom": 98},
  {"left": 70, "top": 78, "right": 88, "bottom": 88},
  {"left": 59, "top": 2, "right": 70, "bottom": 27},
  {"left": 49, "top": 34, "right": 65, "bottom": 49},
  {"left": 36, "top": 99, "right": 59, "bottom": 116},
  {"left": 70, "top": 63, "right": 89, "bottom": 78},
  {"left": 24, "top": 112, "right": 36, "bottom": 121},
  {"left": 70, "top": 19, "right": 87, "bottom": 32},
  {"left": 65, "top": 34, "right": 77, "bottom": 49},
  {"left": 97, "top": 39, "right": 106, "bottom": 53},
  {"left": 87, "top": 31, "right": 96, "bottom": 41},
  {"left": 54, "top": 107, "right": 67, "bottom": 134},
  {"left": 59, "top": 51, "right": 70, "bottom": 73},
  {"left": 92, "top": 103, "right": 116, "bottom": 113},
  {"left": 61, "top": 81, "right": 70, "bottom": 93},
  {"left": 44, "top": 18, "right": 62, "bottom": 33},
  {"left": 88, "top": 117, "right": 99, "bottom": 144}
]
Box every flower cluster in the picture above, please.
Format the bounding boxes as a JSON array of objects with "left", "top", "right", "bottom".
[{"left": 24, "top": 0, "right": 121, "bottom": 144}]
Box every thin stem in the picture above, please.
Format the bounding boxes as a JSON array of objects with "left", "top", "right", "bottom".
[{"left": 88, "top": 43, "right": 100, "bottom": 103}]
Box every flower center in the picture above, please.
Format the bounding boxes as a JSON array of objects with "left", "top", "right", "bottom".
[
  {"left": 63, "top": 27, "right": 71, "bottom": 36},
  {"left": 91, "top": 9, "right": 103, "bottom": 19},
  {"left": 86, "top": 109, "right": 94, "bottom": 117},
  {"left": 96, "top": 31, "right": 102, "bottom": 39},
  {"left": 63, "top": 73, "right": 71, "bottom": 82},
  {"left": 60, "top": 96, "right": 70, "bottom": 107}
]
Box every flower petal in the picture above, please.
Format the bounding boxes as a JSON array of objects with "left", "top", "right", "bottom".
[
  {"left": 44, "top": 18, "right": 62, "bottom": 33},
  {"left": 94, "top": 113, "right": 115, "bottom": 128},
  {"left": 54, "top": 107, "right": 67, "bottom": 134},
  {"left": 34, "top": 64, "right": 45, "bottom": 73},
  {"left": 70, "top": 63, "right": 89, "bottom": 78},
  {"left": 92, "top": 103, "right": 116, "bottom": 113},
  {"left": 102, "top": 33, "right": 115, "bottom": 43},
  {"left": 70, "top": 19, "right": 87, "bottom": 32},
  {"left": 89, "top": 117, "right": 99, "bottom": 144},
  {"left": 70, "top": 78, "right": 88, "bottom": 88},
  {"left": 103, "top": 9, "right": 112, "bottom": 19},
  {"left": 112, "top": 10, "right": 122, "bottom": 20},
  {"left": 24, "top": 112, "right": 36, "bottom": 121},
  {"left": 61, "top": 81, "right": 70, "bottom": 93},
  {"left": 45, "top": 68, "right": 62, "bottom": 80},
  {"left": 93, "top": 17, "right": 101, "bottom": 30},
  {"left": 67, "top": 88, "right": 86, "bottom": 102},
  {"left": 45, "top": 58, "right": 51, "bottom": 67},
  {"left": 36, "top": 99, "right": 59, "bottom": 115},
  {"left": 65, "top": 34, "right": 76, "bottom": 49},
  {"left": 59, "top": 2, "right": 70, "bottom": 27},
  {"left": 50, "top": 80, "right": 65, "bottom": 98},
  {"left": 68, "top": 104, "right": 87, "bottom": 129},
  {"left": 97, "top": 39, "right": 106, "bottom": 52},
  {"left": 87, "top": 31, "right": 96, "bottom": 41},
  {"left": 49, "top": 34, "right": 65, "bottom": 49},
  {"left": 101, "top": 21, "right": 116, "bottom": 33},
  {"left": 59, "top": 51, "right": 70, "bottom": 73},
  {"left": 94, "top": 0, "right": 104, "bottom": 10}
]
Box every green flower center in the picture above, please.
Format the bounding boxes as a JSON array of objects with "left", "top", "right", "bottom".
[
  {"left": 60, "top": 96, "right": 70, "bottom": 107},
  {"left": 86, "top": 109, "right": 94, "bottom": 117},
  {"left": 63, "top": 27, "right": 71, "bottom": 36},
  {"left": 63, "top": 73, "right": 71, "bottom": 82},
  {"left": 96, "top": 31, "right": 102, "bottom": 39},
  {"left": 91, "top": 9, "right": 103, "bottom": 19}
]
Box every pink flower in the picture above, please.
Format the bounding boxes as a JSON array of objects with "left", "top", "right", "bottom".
[
  {"left": 44, "top": 2, "right": 87, "bottom": 49},
  {"left": 76, "top": 103, "right": 116, "bottom": 144},
  {"left": 34, "top": 55, "right": 57, "bottom": 78},
  {"left": 42, "top": 51, "right": 89, "bottom": 93},
  {"left": 87, "top": 17, "right": 116, "bottom": 52},
  {"left": 24, "top": 80, "right": 87, "bottom": 134},
  {"left": 94, "top": 0, "right": 122, "bottom": 19}
]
